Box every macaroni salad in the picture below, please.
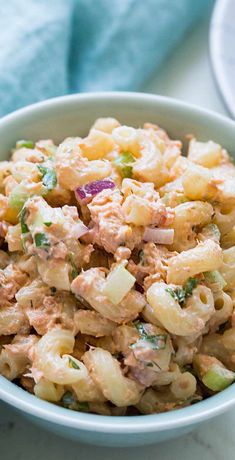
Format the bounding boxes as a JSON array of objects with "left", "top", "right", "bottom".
[{"left": 0, "top": 118, "right": 235, "bottom": 416}]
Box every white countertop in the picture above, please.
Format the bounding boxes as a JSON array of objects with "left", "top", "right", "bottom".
[{"left": 1, "top": 8, "right": 234, "bottom": 460}]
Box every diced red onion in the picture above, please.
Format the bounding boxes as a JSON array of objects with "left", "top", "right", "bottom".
[
  {"left": 135, "top": 282, "right": 144, "bottom": 294},
  {"left": 143, "top": 227, "right": 174, "bottom": 244},
  {"left": 74, "top": 222, "right": 89, "bottom": 239},
  {"left": 75, "top": 179, "right": 115, "bottom": 204}
]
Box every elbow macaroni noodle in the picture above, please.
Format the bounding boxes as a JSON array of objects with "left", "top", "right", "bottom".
[{"left": 0, "top": 118, "right": 234, "bottom": 416}]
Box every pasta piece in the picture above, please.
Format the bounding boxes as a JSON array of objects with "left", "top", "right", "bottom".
[
  {"left": 0, "top": 304, "right": 29, "bottom": 335},
  {"left": 187, "top": 139, "right": 223, "bottom": 168},
  {"left": 79, "top": 129, "right": 115, "bottom": 160},
  {"left": 56, "top": 138, "right": 111, "bottom": 189},
  {"left": 71, "top": 267, "right": 145, "bottom": 324},
  {"left": 0, "top": 334, "right": 38, "bottom": 380},
  {"left": 221, "top": 227, "right": 235, "bottom": 249},
  {"left": 173, "top": 335, "right": 202, "bottom": 366},
  {"left": 209, "top": 291, "right": 233, "bottom": 332},
  {"left": 91, "top": 117, "right": 120, "bottom": 134},
  {"left": 33, "top": 329, "right": 87, "bottom": 385},
  {"left": 83, "top": 348, "right": 142, "bottom": 406},
  {"left": 170, "top": 372, "right": 197, "bottom": 399},
  {"left": 170, "top": 201, "right": 213, "bottom": 252},
  {"left": 112, "top": 325, "right": 139, "bottom": 354},
  {"left": 74, "top": 310, "right": 116, "bottom": 337},
  {"left": 0, "top": 250, "right": 10, "bottom": 269},
  {"left": 167, "top": 239, "right": 223, "bottom": 285},
  {"left": 37, "top": 258, "right": 71, "bottom": 291},
  {"left": 34, "top": 379, "right": 64, "bottom": 402},
  {"left": 6, "top": 224, "right": 22, "bottom": 252},
  {"left": 182, "top": 163, "right": 216, "bottom": 201},
  {"left": 147, "top": 282, "right": 214, "bottom": 336},
  {"left": 136, "top": 387, "right": 176, "bottom": 414},
  {"left": 112, "top": 125, "right": 139, "bottom": 155},
  {"left": 71, "top": 366, "right": 105, "bottom": 403},
  {"left": 152, "top": 363, "right": 181, "bottom": 386},
  {"left": 121, "top": 178, "right": 173, "bottom": 227},
  {"left": 220, "top": 247, "right": 235, "bottom": 290},
  {"left": 0, "top": 161, "right": 11, "bottom": 189},
  {"left": 11, "top": 161, "right": 40, "bottom": 183},
  {"left": 132, "top": 133, "right": 165, "bottom": 186}
]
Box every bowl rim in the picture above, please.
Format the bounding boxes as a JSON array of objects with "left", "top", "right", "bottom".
[{"left": 1, "top": 91, "right": 235, "bottom": 434}]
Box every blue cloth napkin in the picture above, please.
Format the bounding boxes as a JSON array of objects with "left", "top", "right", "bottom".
[{"left": 0, "top": 0, "right": 213, "bottom": 116}]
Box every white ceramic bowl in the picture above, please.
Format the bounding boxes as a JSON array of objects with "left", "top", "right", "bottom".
[
  {"left": 210, "top": 0, "right": 235, "bottom": 118},
  {"left": 0, "top": 92, "right": 235, "bottom": 447}
]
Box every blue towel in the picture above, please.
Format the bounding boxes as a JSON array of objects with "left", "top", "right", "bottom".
[{"left": 0, "top": 0, "right": 213, "bottom": 116}]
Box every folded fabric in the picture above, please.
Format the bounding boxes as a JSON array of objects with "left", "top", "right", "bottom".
[{"left": 0, "top": 0, "right": 213, "bottom": 116}]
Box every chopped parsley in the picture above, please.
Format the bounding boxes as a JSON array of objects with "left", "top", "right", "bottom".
[
  {"left": 68, "top": 253, "right": 79, "bottom": 279},
  {"left": 166, "top": 277, "right": 198, "bottom": 305},
  {"left": 37, "top": 164, "right": 57, "bottom": 191},
  {"left": 68, "top": 357, "right": 80, "bottom": 369},
  {"left": 131, "top": 321, "right": 167, "bottom": 350},
  {"left": 62, "top": 391, "right": 75, "bottom": 407},
  {"left": 34, "top": 232, "right": 50, "bottom": 248},
  {"left": 61, "top": 392, "right": 89, "bottom": 412},
  {"left": 44, "top": 221, "right": 52, "bottom": 227},
  {"left": 138, "top": 250, "right": 145, "bottom": 265},
  {"left": 113, "top": 151, "right": 135, "bottom": 178},
  {"left": 19, "top": 206, "right": 29, "bottom": 234},
  {"left": 77, "top": 402, "right": 89, "bottom": 412}
]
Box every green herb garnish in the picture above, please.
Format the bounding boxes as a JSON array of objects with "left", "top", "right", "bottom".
[
  {"left": 166, "top": 277, "right": 198, "bottom": 305},
  {"left": 61, "top": 392, "right": 89, "bottom": 412},
  {"left": 44, "top": 221, "right": 52, "bottom": 227},
  {"left": 16, "top": 140, "right": 34, "bottom": 149},
  {"left": 68, "top": 357, "right": 80, "bottom": 369},
  {"left": 113, "top": 151, "right": 134, "bottom": 178},
  {"left": 19, "top": 206, "right": 29, "bottom": 234},
  {"left": 37, "top": 165, "right": 57, "bottom": 190},
  {"left": 62, "top": 391, "right": 75, "bottom": 407},
  {"left": 68, "top": 253, "right": 79, "bottom": 279},
  {"left": 77, "top": 401, "right": 89, "bottom": 412},
  {"left": 131, "top": 321, "right": 167, "bottom": 350},
  {"left": 34, "top": 232, "right": 50, "bottom": 248}
]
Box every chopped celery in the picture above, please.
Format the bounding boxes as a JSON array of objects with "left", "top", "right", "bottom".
[
  {"left": 9, "top": 183, "right": 46, "bottom": 213},
  {"left": 29, "top": 199, "right": 62, "bottom": 233},
  {"left": 8, "top": 184, "right": 31, "bottom": 211},
  {"left": 202, "top": 364, "right": 235, "bottom": 391},
  {"left": 204, "top": 270, "right": 227, "bottom": 290},
  {"left": 103, "top": 264, "right": 136, "bottom": 304},
  {"left": 113, "top": 152, "right": 134, "bottom": 178},
  {"left": 16, "top": 140, "right": 34, "bottom": 149},
  {"left": 37, "top": 165, "right": 57, "bottom": 190}
]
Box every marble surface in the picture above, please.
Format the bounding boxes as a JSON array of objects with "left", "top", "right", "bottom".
[{"left": 1, "top": 8, "right": 234, "bottom": 460}]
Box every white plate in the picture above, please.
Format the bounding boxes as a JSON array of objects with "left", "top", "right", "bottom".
[{"left": 210, "top": 0, "right": 235, "bottom": 117}]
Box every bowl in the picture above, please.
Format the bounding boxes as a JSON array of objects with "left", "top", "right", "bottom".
[{"left": 0, "top": 92, "right": 235, "bottom": 447}]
